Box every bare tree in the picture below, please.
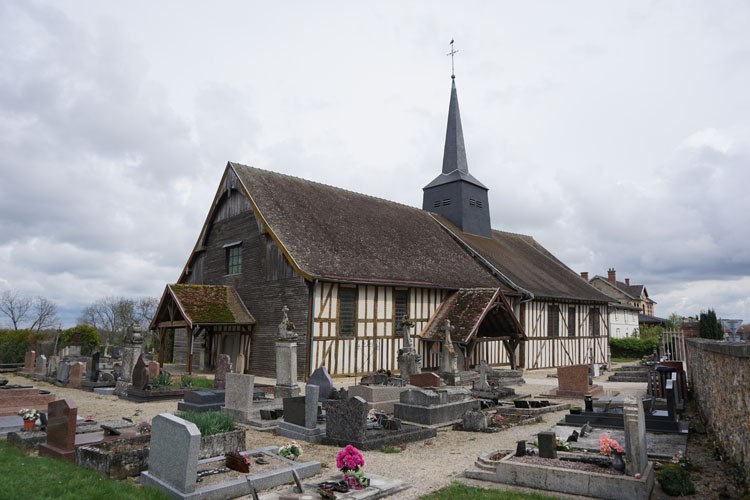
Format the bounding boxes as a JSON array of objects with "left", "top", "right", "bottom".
[
  {"left": 135, "top": 296, "right": 159, "bottom": 332},
  {"left": 29, "top": 296, "right": 59, "bottom": 333},
  {"left": 77, "top": 304, "right": 100, "bottom": 330},
  {"left": 0, "top": 289, "right": 32, "bottom": 330}
]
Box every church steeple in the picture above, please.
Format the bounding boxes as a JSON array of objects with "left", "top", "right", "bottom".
[{"left": 423, "top": 74, "right": 492, "bottom": 238}]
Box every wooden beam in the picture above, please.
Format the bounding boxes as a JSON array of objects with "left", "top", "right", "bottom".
[
  {"left": 158, "top": 327, "right": 167, "bottom": 368},
  {"left": 157, "top": 320, "right": 188, "bottom": 328}
]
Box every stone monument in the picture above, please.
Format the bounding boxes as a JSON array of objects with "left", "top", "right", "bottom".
[
  {"left": 275, "top": 306, "right": 300, "bottom": 399},
  {"left": 114, "top": 323, "right": 144, "bottom": 397},
  {"left": 397, "top": 315, "right": 421, "bottom": 382},
  {"left": 221, "top": 373, "right": 255, "bottom": 424},
  {"left": 439, "top": 320, "right": 460, "bottom": 385},
  {"left": 212, "top": 354, "right": 232, "bottom": 390}
]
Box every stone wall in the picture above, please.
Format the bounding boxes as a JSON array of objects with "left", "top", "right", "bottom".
[{"left": 685, "top": 338, "right": 750, "bottom": 479}]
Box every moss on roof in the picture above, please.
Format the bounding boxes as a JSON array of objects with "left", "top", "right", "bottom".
[{"left": 169, "top": 284, "right": 254, "bottom": 324}]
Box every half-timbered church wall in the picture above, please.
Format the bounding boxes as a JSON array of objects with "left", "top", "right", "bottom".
[
  {"left": 311, "top": 282, "right": 446, "bottom": 376},
  {"left": 176, "top": 169, "right": 310, "bottom": 378}
]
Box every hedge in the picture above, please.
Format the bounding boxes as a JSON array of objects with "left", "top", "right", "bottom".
[
  {"left": 0, "top": 330, "right": 35, "bottom": 364},
  {"left": 609, "top": 337, "right": 659, "bottom": 359}
]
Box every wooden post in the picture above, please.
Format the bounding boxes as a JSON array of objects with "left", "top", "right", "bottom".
[
  {"left": 187, "top": 326, "right": 195, "bottom": 375},
  {"left": 158, "top": 327, "right": 166, "bottom": 368}
]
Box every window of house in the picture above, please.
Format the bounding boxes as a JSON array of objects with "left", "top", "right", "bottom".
[
  {"left": 568, "top": 307, "right": 576, "bottom": 337},
  {"left": 338, "top": 287, "right": 357, "bottom": 337},
  {"left": 225, "top": 243, "right": 242, "bottom": 275},
  {"left": 394, "top": 290, "right": 408, "bottom": 335},
  {"left": 589, "top": 308, "right": 600, "bottom": 336},
  {"left": 547, "top": 305, "right": 559, "bottom": 337}
]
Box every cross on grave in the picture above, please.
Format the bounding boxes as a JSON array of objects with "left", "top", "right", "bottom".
[
  {"left": 398, "top": 314, "right": 416, "bottom": 349},
  {"left": 441, "top": 320, "right": 455, "bottom": 354},
  {"left": 278, "top": 305, "right": 296, "bottom": 340}
]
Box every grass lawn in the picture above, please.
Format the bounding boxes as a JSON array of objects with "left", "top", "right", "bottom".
[
  {"left": 0, "top": 441, "right": 169, "bottom": 500},
  {"left": 610, "top": 357, "right": 640, "bottom": 364},
  {"left": 419, "top": 482, "right": 564, "bottom": 500}
]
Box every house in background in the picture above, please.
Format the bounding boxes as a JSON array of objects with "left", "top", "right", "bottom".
[
  {"left": 152, "top": 75, "right": 614, "bottom": 378},
  {"left": 585, "top": 269, "right": 656, "bottom": 337}
]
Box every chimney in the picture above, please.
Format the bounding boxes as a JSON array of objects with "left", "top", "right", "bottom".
[
  {"left": 625, "top": 278, "right": 630, "bottom": 286},
  {"left": 580, "top": 272, "right": 589, "bottom": 281},
  {"left": 608, "top": 268, "right": 616, "bottom": 283}
]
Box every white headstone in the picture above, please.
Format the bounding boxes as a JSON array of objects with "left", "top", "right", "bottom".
[{"left": 623, "top": 398, "right": 648, "bottom": 475}]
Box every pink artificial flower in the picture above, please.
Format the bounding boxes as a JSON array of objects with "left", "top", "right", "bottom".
[
  {"left": 85, "top": 414, "right": 94, "bottom": 421},
  {"left": 354, "top": 484, "right": 363, "bottom": 490}
]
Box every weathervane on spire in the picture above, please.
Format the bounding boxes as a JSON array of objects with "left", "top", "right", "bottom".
[{"left": 447, "top": 39, "right": 459, "bottom": 79}]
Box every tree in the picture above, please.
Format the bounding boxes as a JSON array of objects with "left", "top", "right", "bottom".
[
  {"left": 29, "top": 296, "right": 59, "bottom": 333},
  {"left": 666, "top": 313, "right": 684, "bottom": 330},
  {"left": 134, "top": 296, "right": 158, "bottom": 332},
  {"left": 699, "top": 309, "right": 723, "bottom": 339},
  {"left": 0, "top": 289, "right": 32, "bottom": 330}
]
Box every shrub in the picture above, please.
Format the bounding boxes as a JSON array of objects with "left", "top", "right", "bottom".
[
  {"left": 637, "top": 324, "right": 662, "bottom": 340},
  {"left": 177, "top": 411, "right": 235, "bottom": 436},
  {"left": 609, "top": 337, "right": 658, "bottom": 358},
  {"left": 0, "top": 329, "right": 37, "bottom": 364},
  {"left": 60, "top": 325, "right": 100, "bottom": 356},
  {"left": 658, "top": 463, "right": 695, "bottom": 496},
  {"left": 180, "top": 374, "right": 213, "bottom": 389}
]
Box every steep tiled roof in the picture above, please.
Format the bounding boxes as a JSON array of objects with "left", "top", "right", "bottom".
[
  {"left": 230, "top": 163, "right": 501, "bottom": 289},
  {"left": 433, "top": 215, "right": 612, "bottom": 303},
  {"left": 161, "top": 284, "right": 254, "bottom": 326},
  {"left": 591, "top": 276, "right": 656, "bottom": 304},
  {"left": 421, "top": 288, "right": 524, "bottom": 344}
]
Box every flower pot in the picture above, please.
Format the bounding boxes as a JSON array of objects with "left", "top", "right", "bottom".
[
  {"left": 225, "top": 453, "right": 250, "bottom": 473},
  {"left": 23, "top": 419, "right": 35, "bottom": 430},
  {"left": 612, "top": 451, "right": 626, "bottom": 473},
  {"left": 570, "top": 407, "right": 582, "bottom": 415}
]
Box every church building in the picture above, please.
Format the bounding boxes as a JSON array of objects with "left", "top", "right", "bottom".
[{"left": 151, "top": 74, "right": 614, "bottom": 378}]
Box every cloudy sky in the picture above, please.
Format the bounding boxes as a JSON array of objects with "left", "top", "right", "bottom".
[{"left": 1, "top": 1, "right": 748, "bottom": 328}]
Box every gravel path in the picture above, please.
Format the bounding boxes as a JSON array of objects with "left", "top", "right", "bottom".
[{"left": 6, "top": 363, "right": 648, "bottom": 499}]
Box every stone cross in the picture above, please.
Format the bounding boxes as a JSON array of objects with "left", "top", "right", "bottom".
[
  {"left": 398, "top": 314, "right": 416, "bottom": 350},
  {"left": 442, "top": 320, "right": 455, "bottom": 355}
]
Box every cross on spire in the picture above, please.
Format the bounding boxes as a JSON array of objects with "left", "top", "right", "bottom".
[{"left": 447, "top": 39, "right": 459, "bottom": 79}]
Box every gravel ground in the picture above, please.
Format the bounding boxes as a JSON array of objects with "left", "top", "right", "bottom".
[{"left": 6, "top": 363, "right": 648, "bottom": 499}]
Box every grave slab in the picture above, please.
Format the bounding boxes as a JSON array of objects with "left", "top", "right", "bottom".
[
  {"left": 264, "top": 473, "right": 407, "bottom": 500},
  {"left": 179, "top": 390, "right": 226, "bottom": 413},
  {"left": 393, "top": 388, "right": 480, "bottom": 426},
  {"left": 347, "top": 385, "right": 411, "bottom": 414},
  {"left": 544, "top": 424, "right": 687, "bottom": 460}
]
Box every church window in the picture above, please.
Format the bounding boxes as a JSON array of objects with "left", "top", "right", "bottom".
[
  {"left": 547, "top": 305, "right": 559, "bottom": 337},
  {"left": 568, "top": 307, "right": 576, "bottom": 337},
  {"left": 589, "top": 308, "right": 600, "bottom": 336},
  {"left": 394, "top": 290, "right": 408, "bottom": 335},
  {"left": 338, "top": 287, "right": 357, "bottom": 337},
  {"left": 225, "top": 243, "right": 242, "bottom": 275}
]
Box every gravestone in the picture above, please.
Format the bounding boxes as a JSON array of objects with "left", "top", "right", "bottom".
[
  {"left": 236, "top": 353, "right": 246, "bottom": 374},
  {"left": 307, "top": 366, "right": 333, "bottom": 401},
  {"left": 34, "top": 355, "right": 48, "bottom": 379},
  {"left": 515, "top": 440, "right": 526, "bottom": 457},
  {"left": 397, "top": 315, "right": 421, "bottom": 382},
  {"left": 68, "top": 362, "right": 84, "bottom": 389},
  {"left": 461, "top": 410, "right": 488, "bottom": 432},
  {"left": 623, "top": 398, "right": 648, "bottom": 476},
  {"left": 89, "top": 352, "right": 100, "bottom": 382},
  {"left": 114, "top": 324, "right": 144, "bottom": 397},
  {"left": 38, "top": 399, "right": 77, "bottom": 462},
  {"left": 409, "top": 372, "right": 441, "bottom": 387},
  {"left": 213, "top": 354, "right": 232, "bottom": 390},
  {"left": 394, "top": 387, "right": 480, "bottom": 425},
  {"left": 22, "top": 350, "right": 36, "bottom": 374},
  {"left": 277, "top": 385, "right": 324, "bottom": 443},
  {"left": 541, "top": 364, "right": 606, "bottom": 398},
  {"left": 476, "top": 360, "right": 491, "bottom": 391},
  {"left": 132, "top": 354, "right": 149, "bottom": 391},
  {"left": 57, "top": 360, "right": 70, "bottom": 385},
  {"left": 348, "top": 384, "right": 409, "bottom": 413},
  {"left": 148, "top": 360, "right": 160, "bottom": 380},
  {"left": 325, "top": 396, "right": 368, "bottom": 444},
  {"left": 46, "top": 355, "right": 58, "bottom": 379},
  {"left": 538, "top": 431, "right": 557, "bottom": 459},
  {"left": 141, "top": 413, "right": 201, "bottom": 495},
  {"left": 221, "top": 373, "right": 255, "bottom": 423}
]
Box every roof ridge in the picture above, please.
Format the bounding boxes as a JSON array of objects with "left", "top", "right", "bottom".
[
  {"left": 491, "top": 228, "right": 533, "bottom": 238},
  {"left": 229, "top": 162, "right": 425, "bottom": 214}
]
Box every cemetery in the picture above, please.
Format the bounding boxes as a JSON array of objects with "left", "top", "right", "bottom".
[{"left": 2, "top": 326, "right": 749, "bottom": 499}]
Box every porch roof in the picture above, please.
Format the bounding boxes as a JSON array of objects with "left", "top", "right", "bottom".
[
  {"left": 420, "top": 288, "right": 526, "bottom": 344},
  {"left": 150, "top": 284, "right": 255, "bottom": 330}
]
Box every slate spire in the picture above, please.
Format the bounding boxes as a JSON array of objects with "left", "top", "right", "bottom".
[
  {"left": 442, "top": 77, "right": 469, "bottom": 175},
  {"left": 423, "top": 76, "right": 492, "bottom": 238}
]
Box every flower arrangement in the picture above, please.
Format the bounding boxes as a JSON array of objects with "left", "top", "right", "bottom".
[
  {"left": 598, "top": 433, "right": 624, "bottom": 455},
  {"left": 18, "top": 408, "right": 40, "bottom": 421},
  {"left": 490, "top": 413, "right": 505, "bottom": 426},
  {"left": 278, "top": 441, "right": 302, "bottom": 461},
  {"left": 226, "top": 450, "right": 251, "bottom": 466},
  {"left": 336, "top": 445, "right": 370, "bottom": 490},
  {"left": 137, "top": 421, "right": 151, "bottom": 434},
  {"left": 367, "top": 408, "right": 379, "bottom": 422},
  {"left": 84, "top": 413, "right": 95, "bottom": 421}
]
